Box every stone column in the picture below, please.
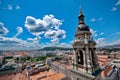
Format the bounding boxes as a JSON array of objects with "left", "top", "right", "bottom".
[
  {"left": 93, "top": 49, "right": 99, "bottom": 69},
  {"left": 90, "top": 49, "right": 94, "bottom": 73},
  {"left": 74, "top": 49, "right": 77, "bottom": 69},
  {"left": 86, "top": 45, "right": 92, "bottom": 74},
  {"left": 82, "top": 49, "right": 87, "bottom": 71}
]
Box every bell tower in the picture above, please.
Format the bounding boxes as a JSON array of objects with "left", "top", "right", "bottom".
[{"left": 70, "top": 9, "right": 101, "bottom": 80}]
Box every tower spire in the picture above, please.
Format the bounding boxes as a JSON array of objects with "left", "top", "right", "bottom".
[
  {"left": 80, "top": 6, "right": 82, "bottom": 14},
  {"left": 78, "top": 7, "right": 85, "bottom": 24}
]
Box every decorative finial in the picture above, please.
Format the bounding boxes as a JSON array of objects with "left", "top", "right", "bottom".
[
  {"left": 79, "top": 5, "right": 82, "bottom": 14},
  {"left": 80, "top": 6, "right": 82, "bottom": 13},
  {"left": 78, "top": 6, "right": 84, "bottom": 24}
]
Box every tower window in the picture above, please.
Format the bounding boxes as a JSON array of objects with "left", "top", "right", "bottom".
[{"left": 77, "top": 50, "right": 83, "bottom": 65}]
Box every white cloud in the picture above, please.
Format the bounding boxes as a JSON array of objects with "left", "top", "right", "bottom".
[
  {"left": 8, "top": 5, "right": 13, "bottom": 10},
  {"left": 25, "top": 14, "right": 66, "bottom": 44},
  {"left": 45, "top": 30, "right": 57, "bottom": 38},
  {"left": 90, "top": 29, "right": 97, "bottom": 37},
  {"left": 115, "top": 0, "right": 120, "bottom": 6},
  {"left": 27, "top": 36, "right": 40, "bottom": 42},
  {"left": 6, "top": 4, "right": 21, "bottom": 11},
  {"left": 25, "top": 15, "right": 63, "bottom": 37},
  {"left": 96, "top": 38, "right": 106, "bottom": 47},
  {"left": 99, "top": 32, "right": 104, "bottom": 35},
  {"left": 109, "top": 39, "right": 120, "bottom": 45},
  {"left": 90, "top": 18, "right": 96, "bottom": 22},
  {"left": 90, "top": 29, "right": 104, "bottom": 36},
  {"left": 111, "top": 0, "right": 120, "bottom": 11},
  {"left": 27, "top": 37, "right": 37, "bottom": 41},
  {"left": 44, "top": 29, "right": 66, "bottom": 44},
  {"left": 0, "top": 22, "right": 42, "bottom": 50},
  {"left": 111, "top": 7, "right": 117, "bottom": 11},
  {"left": 90, "top": 17, "right": 103, "bottom": 22},
  {"left": 0, "top": 22, "right": 9, "bottom": 37},
  {"left": 0, "top": 15, "right": 67, "bottom": 50},
  {"left": 14, "top": 26, "right": 23, "bottom": 38},
  {"left": 116, "top": 32, "right": 120, "bottom": 35},
  {"left": 98, "top": 17, "right": 103, "bottom": 21},
  {"left": 0, "top": 37, "right": 42, "bottom": 50},
  {"left": 16, "top": 5, "right": 20, "bottom": 10},
  {"left": 51, "top": 38, "right": 59, "bottom": 45}
]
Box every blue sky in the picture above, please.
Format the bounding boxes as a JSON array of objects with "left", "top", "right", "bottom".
[{"left": 0, "top": 0, "right": 120, "bottom": 50}]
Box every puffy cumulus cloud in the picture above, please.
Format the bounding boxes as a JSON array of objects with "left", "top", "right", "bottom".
[
  {"left": 51, "top": 38, "right": 59, "bottom": 45},
  {"left": 25, "top": 15, "right": 63, "bottom": 36},
  {"left": 14, "top": 26, "right": 23, "bottom": 38},
  {"left": 25, "top": 14, "right": 66, "bottom": 44},
  {"left": 44, "top": 30, "right": 57, "bottom": 38},
  {"left": 44, "top": 29, "right": 66, "bottom": 44},
  {"left": 56, "top": 30, "right": 66, "bottom": 39},
  {"left": 96, "top": 38, "right": 106, "bottom": 47},
  {"left": 45, "top": 29, "right": 66, "bottom": 39},
  {"left": 0, "top": 22, "right": 9, "bottom": 37}
]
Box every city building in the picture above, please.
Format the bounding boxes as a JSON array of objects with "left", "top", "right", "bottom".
[
  {"left": 102, "top": 65, "right": 120, "bottom": 80},
  {"left": 13, "top": 55, "right": 22, "bottom": 63},
  {"left": 51, "top": 60, "right": 71, "bottom": 79},
  {"left": 111, "top": 59, "right": 120, "bottom": 67},
  {"left": 70, "top": 9, "right": 102, "bottom": 80},
  {"left": 113, "top": 52, "right": 120, "bottom": 59},
  {"left": 29, "top": 50, "right": 46, "bottom": 58}
]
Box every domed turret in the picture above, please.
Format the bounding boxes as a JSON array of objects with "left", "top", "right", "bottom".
[
  {"left": 75, "top": 8, "right": 90, "bottom": 36},
  {"left": 78, "top": 9, "right": 90, "bottom": 30}
]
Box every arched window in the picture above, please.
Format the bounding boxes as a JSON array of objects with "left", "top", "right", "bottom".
[{"left": 77, "top": 50, "right": 83, "bottom": 65}]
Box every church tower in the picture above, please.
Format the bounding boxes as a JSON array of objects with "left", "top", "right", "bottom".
[{"left": 70, "top": 9, "right": 101, "bottom": 80}]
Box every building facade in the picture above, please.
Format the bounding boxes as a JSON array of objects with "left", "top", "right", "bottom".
[{"left": 70, "top": 9, "right": 101, "bottom": 80}]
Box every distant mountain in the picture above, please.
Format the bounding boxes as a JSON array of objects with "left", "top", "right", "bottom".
[
  {"left": 39, "top": 47, "right": 73, "bottom": 51},
  {"left": 103, "top": 44, "right": 120, "bottom": 48}
]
